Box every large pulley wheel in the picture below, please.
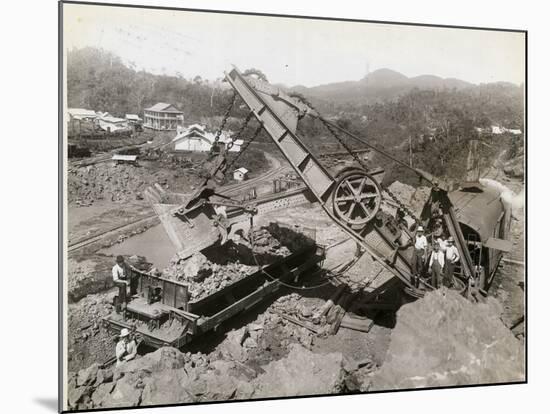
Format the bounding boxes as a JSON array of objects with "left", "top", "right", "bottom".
[{"left": 332, "top": 170, "right": 382, "bottom": 227}]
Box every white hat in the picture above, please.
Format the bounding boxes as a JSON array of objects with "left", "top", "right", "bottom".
[
  {"left": 417, "top": 226, "right": 424, "bottom": 232},
  {"left": 120, "top": 328, "right": 130, "bottom": 338}
]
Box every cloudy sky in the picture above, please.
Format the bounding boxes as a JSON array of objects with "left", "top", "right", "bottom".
[{"left": 63, "top": 3, "right": 525, "bottom": 87}]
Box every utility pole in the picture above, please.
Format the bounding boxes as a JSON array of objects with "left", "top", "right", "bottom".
[{"left": 409, "top": 135, "right": 413, "bottom": 167}]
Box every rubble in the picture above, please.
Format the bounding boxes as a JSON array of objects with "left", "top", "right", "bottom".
[
  {"left": 387, "top": 181, "right": 431, "bottom": 216},
  {"left": 68, "top": 291, "right": 118, "bottom": 373},
  {"left": 67, "top": 339, "right": 348, "bottom": 410},
  {"left": 68, "top": 255, "right": 151, "bottom": 303},
  {"left": 160, "top": 224, "right": 310, "bottom": 300},
  {"left": 371, "top": 289, "right": 525, "bottom": 390},
  {"left": 162, "top": 254, "right": 256, "bottom": 301},
  {"left": 68, "top": 256, "right": 114, "bottom": 303},
  {"left": 67, "top": 162, "right": 201, "bottom": 205}
]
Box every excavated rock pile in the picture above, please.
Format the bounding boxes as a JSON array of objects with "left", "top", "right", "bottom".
[
  {"left": 371, "top": 289, "right": 525, "bottom": 390},
  {"left": 68, "top": 291, "right": 118, "bottom": 373},
  {"left": 161, "top": 252, "right": 257, "bottom": 301},
  {"left": 67, "top": 163, "right": 200, "bottom": 205},
  {"left": 68, "top": 255, "right": 151, "bottom": 303},
  {"left": 387, "top": 181, "right": 431, "bottom": 217},
  {"left": 67, "top": 290, "right": 378, "bottom": 410},
  {"left": 67, "top": 341, "right": 348, "bottom": 410},
  {"left": 160, "top": 224, "right": 313, "bottom": 301},
  {"left": 215, "top": 293, "right": 319, "bottom": 365}
]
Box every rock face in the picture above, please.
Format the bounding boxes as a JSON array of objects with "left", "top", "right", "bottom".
[
  {"left": 253, "top": 344, "right": 346, "bottom": 398},
  {"left": 371, "top": 289, "right": 525, "bottom": 391}
]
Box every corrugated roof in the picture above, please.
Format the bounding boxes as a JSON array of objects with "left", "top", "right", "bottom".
[
  {"left": 68, "top": 108, "right": 97, "bottom": 118},
  {"left": 144, "top": 102, "right": 183, "bottom": 113},
  {"left": 100, "top": 116, "right": 127, "bottom": 124},
  {"left": 235, "top": 167, "right": 249, "bottom": 174},
  {"left": 112, "top": 154, "right": 137, "bottom": 161}
]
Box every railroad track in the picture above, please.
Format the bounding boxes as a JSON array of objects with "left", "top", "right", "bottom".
[
  {"left": 67, "top": 150, "right": 366, "bottom": 253},
  {"left": 67, "top": 153, "right": 286, "bottom": 253}
]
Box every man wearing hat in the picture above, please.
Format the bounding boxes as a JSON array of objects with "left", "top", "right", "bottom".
[
  {"left": 115, "top": 328, "right": 137, "bottom": 367},
  {"left": 444, "top": 236, "right": 460, "bottom": 287},
  {"left": 112, "top": 255, "right": 130, "bottom": 307},
  {"left": 411, "top": 225, "right": 428, "bottom": 287},
  {"left": 428, "top": 240, "right": 445, "bottom": 288}
]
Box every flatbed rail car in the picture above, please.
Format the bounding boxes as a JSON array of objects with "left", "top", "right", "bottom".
[{"left": 102, "top": 244, "right": 324, "bottom": 348}]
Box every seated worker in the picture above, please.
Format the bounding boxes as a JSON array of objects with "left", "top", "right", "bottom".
[
  {"left": 115, "top": 328, "right": 138, "bottom": 367},
  {"left": 112, "top": 255, "right": 130, "bottom": 306},
  {"left": 428, "top": 241, "right": 445, "bottom": 288}
]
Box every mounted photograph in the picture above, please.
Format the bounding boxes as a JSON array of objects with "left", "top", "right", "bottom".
[{"left": 60, "top": 1, "right": 526, "bottom": 411}]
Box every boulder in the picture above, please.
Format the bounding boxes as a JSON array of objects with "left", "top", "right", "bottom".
[
  {"left": 68, "top": 385, "right": 89, "bottom": 408},
  {"left": 140, "top": 370, "right": 193, "bottom": 405},
  {"left": 102, "top": 375, "right": 143, "bottom": 408},
  {"left": 91, "top": 382, "right": 115, "bottom": 407},
  {"left": 183, "top": 253, "right": 212, "bottom": 281},
  {"left": 95, "top": 368, "right": 113, "bottom": 385},
  {"left": 371, "top": 289, "right": 525, "bottom": 391},
  {"left": 252, "top": 344, "right": 345, "bottom": 398},
  {"left": 218, "top": 327, "right": 249, "bottom": 362},
  {"left": 77, "top": 363, "right": 99, "bottom": 387}
]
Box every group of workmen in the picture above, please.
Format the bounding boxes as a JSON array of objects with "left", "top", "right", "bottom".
[{"left": 411, "top": 225, "right": 460, "bottom": 289}]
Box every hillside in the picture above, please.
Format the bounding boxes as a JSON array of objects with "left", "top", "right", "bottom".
[{"left": 290, "top": 68, "right": 520, "bottom": 106}]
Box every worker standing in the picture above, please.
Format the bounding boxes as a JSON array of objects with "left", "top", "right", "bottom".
[
  {"left": 112, "top": 255, "right": 130, "bottom": 308},
  {"left": 411, "top": 226, "right": 428, "bottom": 287},
  {"left": 444, "top": 237, "right": 460, "bottom": 287},
  {"left": 428, "top": 241, "right": 445, "bottom": 288},
  {"left": 115, "top": 328, "right": 138, "bottom": 367}
]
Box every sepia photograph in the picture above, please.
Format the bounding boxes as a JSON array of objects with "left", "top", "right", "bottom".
[{"left": 60, "top": 1, "right": 526, "bottom": 411}]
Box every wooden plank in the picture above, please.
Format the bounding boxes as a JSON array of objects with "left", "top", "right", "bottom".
[
  {"left": 340, "top": 313, "right": 377, "bottom": 333},
  {"left": 271, "top": 309, "right": 320, "bottom": 334},
  {"left": 312, "top": 284, "right": 346, "bottom": 324}
]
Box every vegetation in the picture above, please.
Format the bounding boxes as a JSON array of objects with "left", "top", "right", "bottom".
[{"left": 67, "top": 47, "right": 524, "bottom": 184}]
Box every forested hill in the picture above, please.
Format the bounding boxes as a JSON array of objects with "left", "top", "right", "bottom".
[
  {"left": 67, "top": 47, "right": 524, "bottom": 182},
  {"left": 66, "top": 47, "right": 236, "bottom": 122}
]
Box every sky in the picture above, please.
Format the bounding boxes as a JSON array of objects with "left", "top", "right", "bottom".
[{"left": 63, "top": 3, "right": 525, "bottom": 87}]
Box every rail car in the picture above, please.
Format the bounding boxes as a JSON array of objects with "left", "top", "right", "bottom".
[{"left": 102, "top": 245, "right": 324, "bottom": 349}]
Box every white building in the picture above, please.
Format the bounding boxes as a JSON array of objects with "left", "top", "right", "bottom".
[
  {"left": 67, "top": 108, "right": 98, "bottom": 121},
  {"left": 172, "top": 124, "right": 243, "bottom": 152},
  {"left": 143, "top": 103, "right": 184, "bottom": 130},
  {"left": 491, "top": 125, "right": 505, "bottom": 135},
  {"left": 98, "top": 115, "right": 129, "bottom": 133},
  {"left": 233, "top": 167, "right": 249, "bottom": 181}
]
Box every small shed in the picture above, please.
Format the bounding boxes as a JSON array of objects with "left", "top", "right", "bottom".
[
  {"left": 233, "top": 167, "right": 249, "bottom": 181},
  {"left": 112, "top": 154, "right": 138, "bottom": 165}
]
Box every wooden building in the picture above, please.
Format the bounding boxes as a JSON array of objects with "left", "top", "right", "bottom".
[{"left": 143, "top": 103, "right": 184, "bottom": 131}]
